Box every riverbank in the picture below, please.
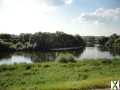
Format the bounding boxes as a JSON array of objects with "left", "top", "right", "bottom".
[{"left": 0, "top": 58, "right": 120, "bottom": 90}]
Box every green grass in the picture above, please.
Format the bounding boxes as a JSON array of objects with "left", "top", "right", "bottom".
[{"left": 0, "top": 58, "right": 120, "bottom": 90}]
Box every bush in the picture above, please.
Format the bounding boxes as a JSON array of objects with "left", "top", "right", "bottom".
[
  {"left": 25, "top": 65, "right": 32, "bottom": 70},
  {"left": 56, "top": 53, "right": 76, "bottom": 63},
  {"left": 101, "top": 59, "right": 112, "bottom": 64},
  {"left": 43, "top": 64, "right": 50, "bottom": 68}
]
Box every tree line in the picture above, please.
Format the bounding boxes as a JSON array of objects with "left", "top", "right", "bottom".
[
  {"left": 0, "top": 31, "right": 86, "bottom": 51},
  {"left": 98, "top": 33, "right": 120, "bottom": 48}
]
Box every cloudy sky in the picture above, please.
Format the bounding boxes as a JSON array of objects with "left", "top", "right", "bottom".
[{"left": 0, "top": 0, "right": 120, "bottom": 36}]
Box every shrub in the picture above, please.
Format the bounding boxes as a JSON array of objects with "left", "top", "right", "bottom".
[
  {"left": 25, "top": 65, "right": 32, "bottom": 70},
  {"left": 43, "top": 64, "right": 50, "bottom": 68},
  {"left": 0, "top": 66, "right": 15, "bottom": 72},
  {"left": 101, "top": 59, "right": 112, "bottom": 64},
  {"left": 56, "top": 53, "right": 76, "bottom": 63}
]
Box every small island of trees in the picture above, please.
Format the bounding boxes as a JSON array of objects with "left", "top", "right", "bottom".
[{"left": 0, "top": 31, "right": 86, "bottom": 52}]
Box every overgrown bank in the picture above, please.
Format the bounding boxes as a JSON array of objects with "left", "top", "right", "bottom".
[
  {"left": 0, "top": 58, "right": 120, "bottom": 90},
  {"left": 0, "top": 31, "right": 85, "bottom": 51}
]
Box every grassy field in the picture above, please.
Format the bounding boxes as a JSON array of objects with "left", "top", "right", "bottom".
[{"left": 0, "top": 58, "right": 120, "bottom": 90}]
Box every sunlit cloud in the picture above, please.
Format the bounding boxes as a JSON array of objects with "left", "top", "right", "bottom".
[
  {"left": 0, "top": 0, "right": 59, "bottom": 34},
  {"left": 0, "top": 0, "right": 120, "bottom": 36},
  {"left": 64, "top": 0, "right": 73, "bottom": 5},
  {"left": 39, "top": 2, "right": 57, "bottom": 14},
  {"left": 39, "top": 0, "right": 73, "bottom": 6},
  {"left": 73, "top": 8, "right": 120, "bottom": 24}
]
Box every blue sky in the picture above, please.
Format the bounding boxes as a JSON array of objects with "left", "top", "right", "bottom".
[
  {"left": 74, "top": 0, "right": 120, "bottom": 10},
  {"left": 0, "top": 0, "right": 120, "bottom": 36}
]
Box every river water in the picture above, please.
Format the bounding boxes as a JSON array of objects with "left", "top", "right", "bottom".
[{"left": 0, "top": 46, "right": 120, "bottom": 65}]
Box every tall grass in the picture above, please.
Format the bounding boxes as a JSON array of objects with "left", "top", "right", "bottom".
[
  {"left": 55, "top": 53, "right": 76, "bottom": 63},
  {"left": 0, "top": 58, "right": 120, "bottom": 90}
]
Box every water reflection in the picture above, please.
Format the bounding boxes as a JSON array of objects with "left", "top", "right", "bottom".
[
  {"left": 98, "top": 46, "right": 120, "bottom": 57},
  {"left": 0, "top": 52, "right": 13, "bottom": 59},
  {"left": 0, "top": 46, "right": 120, "bottom": 65},
  {"left": 14, "top": 48, "right": 85, "bottom": 63},
  {"left": 79, "top": 47, "right": 113, "bottom": 59},
  {"left": 0, "top": 55, "right": 32, "bottom": 65},
  {"left": 0, "top": 48, "right": 84, "bottom": 65}
]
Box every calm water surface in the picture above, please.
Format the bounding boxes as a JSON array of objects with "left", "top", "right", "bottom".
[
  {"left": 0, "top": 46, "right": 120, "bottom": 65},
  {"left": 0, "top": 55, "right": 32, "bottom": 65},
  {"left": 79, "top": 47, "right": 113, "bottom": 59}
]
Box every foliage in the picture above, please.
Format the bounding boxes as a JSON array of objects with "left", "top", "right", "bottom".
[
  {"left": 0, "top": 31, "right": 85, "bottom": 51},
  {"left": 82, "top": 36, "right": 98, "bottom": 47},
  {"left": 0, "top": 40, "right": 14, "bottom": 51},
  {"left": 55, "top": 53, "right": 76, "bottom": 63},
  {"left": 98, "top": 36, "right": 109, "bottom": 46},
  {"left": 114, "top": 37, "right": 120, "bottom": 47},
  {"left": 98, "top": 34, "right": 120, "bottom": 48}
]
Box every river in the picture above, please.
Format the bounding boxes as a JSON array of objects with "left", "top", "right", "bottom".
[{"left": 0, "top": 46, "right": 120, "bottom": 65}]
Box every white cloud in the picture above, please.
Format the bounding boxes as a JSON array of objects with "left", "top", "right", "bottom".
[
  {"left": 39, "top": 0, "right": 73, "bottom": 6},
  {"left": 39, "top": 0, "right": 63, "bottom": 6},
  {"left": 0, "top": 0, "right": 119, "bottom": 36},
  {"left": 39, "top": 2, "right": 57, "bottom": 14},
  {"left": 64, "top": 0, "right": 73, "bottom": 5},
  {"left": 73, "top": 8, "right": 120, "bottom": 24},
  {"left": 0, "top": 0, "right": 59, "bottom": 34},
  {"left": 71, "top": 8, "right": 120, "bottom": 36}
]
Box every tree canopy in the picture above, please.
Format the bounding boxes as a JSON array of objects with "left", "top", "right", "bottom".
[{"left": 0, "top": 31, "right": 85, "bottom": 51}]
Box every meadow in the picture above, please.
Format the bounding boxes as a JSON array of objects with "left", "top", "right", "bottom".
[{"left": 0, "top": 58, "right": 120, "bottom": 90}]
